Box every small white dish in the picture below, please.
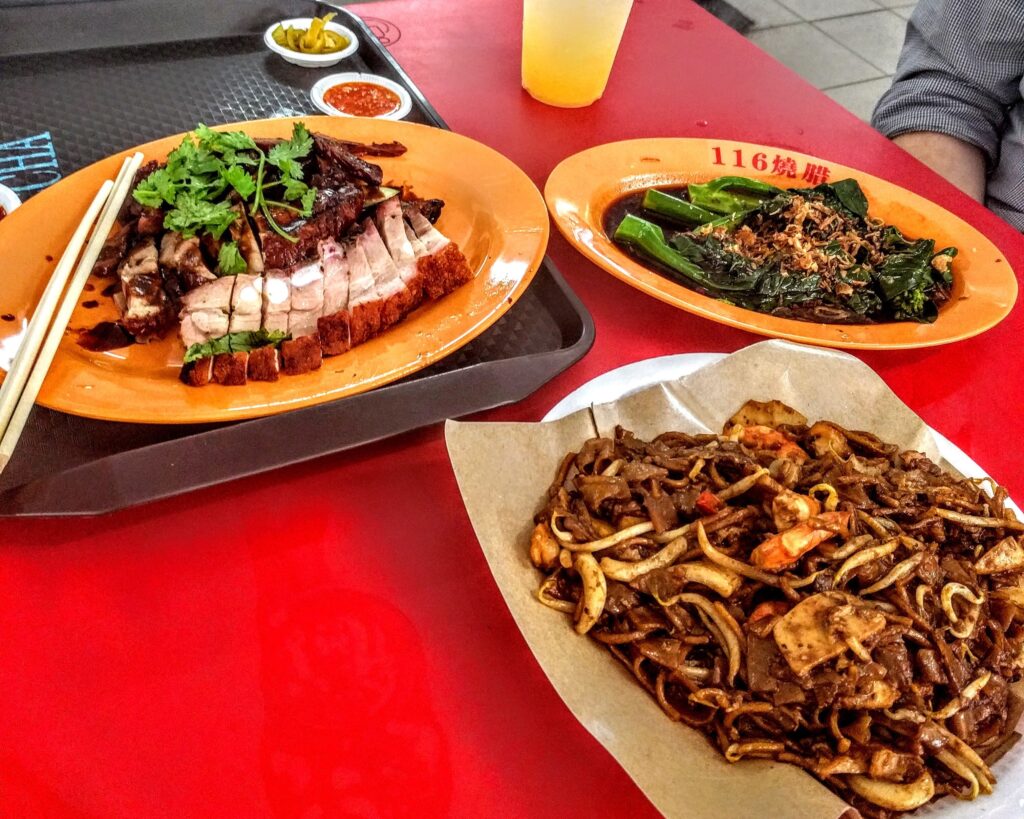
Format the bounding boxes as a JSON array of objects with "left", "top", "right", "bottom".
[
  {"left": 264, "top": 18, "right": 359, "bottom": 68},
  {"left": 310, "top": 72, "right": 413, "bottom": 121},
  {"left": 0, "top": 183, "right": 21, "bottom": 218}
]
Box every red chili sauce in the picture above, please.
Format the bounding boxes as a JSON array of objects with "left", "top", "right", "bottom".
[
  {"left": 324, "top": 82, "right": 400, "bottom": 117},
  {"left": 0, "top": 206, "right": 7, "bottom": 222}
]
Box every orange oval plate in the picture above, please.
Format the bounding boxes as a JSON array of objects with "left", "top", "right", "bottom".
[
  {"left": 545, "top": 138, "right": 1017, "bottom": 349},
  {"left": 0, "top": 117, "right": 549, "bottom": 423}
]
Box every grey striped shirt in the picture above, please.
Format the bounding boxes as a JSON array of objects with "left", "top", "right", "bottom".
[{"left": 871, "top": 0, "right": 1024, "bottom": 231}]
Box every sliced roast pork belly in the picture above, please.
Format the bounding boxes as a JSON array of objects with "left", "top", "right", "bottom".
[
  {"left": 375, "top": 197, "right": 423, "bottom": 306},
  {"left": 278, "top": 259, "right": 324, "bottom": 376},
  {"left": 317, "top": 238, "right": 352, "bottom": 355},
  {"left": 177, "top": 276, "right": 234, "bottom": 386},
  {"left": 179, "top": 277, "right": 233, "bottom": 348},
  {"left": 405, "top": 208, "right": 474, "bottom": 299},
  {"left": 118, "top": 238, "right": 175, "bottom": 339},
  {"left": 261, "top": 268, "right": 292, "bottom": 334},
  {"left": 344, "top": 239, "right": 384, "bottom": 347},
  {"left": 358, "top": 217, "right": 413, "bottom": 327},
  {"left": 260, "top": 266, "right": 292, "bottom": 333},
  {"left": 228, "top": 274, "right": 264, "bottom": 333},
  {"left": 286, "top": 260, "right": 325, "bottom": 338},
  {"left": 229, "top": 274, "right": 282, "bottom": 383},
  {"left": 256, "top": 184, "right": 364, "bottom": 268},
  {"left": 159, "top": 231, "right": 216, "bottom": 295},
  {"left": 279, "top": 334, "right": 322, "bottom": 375}
]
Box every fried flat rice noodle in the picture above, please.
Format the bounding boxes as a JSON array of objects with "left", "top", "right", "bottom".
[{"left": 528, "top": 400, "right": 1024, "bottom": 818}]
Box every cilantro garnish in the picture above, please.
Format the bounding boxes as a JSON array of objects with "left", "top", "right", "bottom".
[
  {"left": 133, "top": 121, "right": 317, "bottom": 247},
  {"left": 183, "top": 329, "right": 289, "bottom": 364},
  {"left": 217, "top": 241, "right": 248, "bottom": 275}
]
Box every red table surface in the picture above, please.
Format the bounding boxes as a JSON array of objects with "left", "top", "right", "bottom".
[{"left": 3, "top": 1, "right": 1022, "bottom": 816}]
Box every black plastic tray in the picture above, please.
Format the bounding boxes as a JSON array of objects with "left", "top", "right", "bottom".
[{"left": 0, "top": 8, "right": 594, "bottom": 516}]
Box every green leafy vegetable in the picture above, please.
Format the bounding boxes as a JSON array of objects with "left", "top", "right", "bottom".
[
  {"left": 132, "top": 121, "right": 317, "bottom": 245},
  {"left": 610, "top": 174, "right": 957, "bottom": 325},
  {"left": 216, "top": 241, "right": 248, "bottom": 275},
  {"left": 614, "top": 214, "right": 759, "bottom": 293},
  {"left": 803, "top": 179, "right": 868, "bottom": 218},
  {"left": 163, "top": 192, "right": 237, "bottom": 239},
  {"left": 183, "top": 329, "right": 289, "bottom": 364},
  {"left": 222, "top": 165, "right": 257, "bottom": 199},
  {"left": 686, "top": 176, "right": 783, "bottom": 215},
  {"left": 641, "top": 189, "right": 718, "bottom": 226},
  {"left": 267, "top": 122, "right": 314, "bottom": 180}
]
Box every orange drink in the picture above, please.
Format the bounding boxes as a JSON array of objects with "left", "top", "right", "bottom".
[{"left": 521, "top": 0, "right": 633, "bottom": 108}]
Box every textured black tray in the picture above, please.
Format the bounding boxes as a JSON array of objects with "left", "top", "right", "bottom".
[{"left": 0, "top": 7, "right": 594, "bottom": 516}]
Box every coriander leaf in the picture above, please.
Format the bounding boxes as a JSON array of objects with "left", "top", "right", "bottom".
[
  {"left": 133, "top": 179, "right": 165, "bottom": 208},
  {"left": 228, "top": 329, "right": 289, "bottom": 352},
  {"left": 289, "top": 121, "right": 313, "bottom": 157},
  {"left": 183, "top": 334, "right": 232, "bottom": 364},
  {"left": 164, "top": 192, "right": 237, "bottom": 239},
  {"left": 267, "top": 121, "right": 314, "bottom": 180},
  {"left": 267, "top": 150, "right": 304, "bottom": 181},
  {"left": 220, "top": 130, "right": 258, "bottom": 152},
  {"left": 183, "top": 329, "right": 289, "bottom": 364},
  {"left": 282, "top": 177, "right": 309, "bottom": 201},
  {"left": 217, "top": 241, "right": 248, "bottom": 275},
  {"left": 222, "top": 165, "right": 257, "bottom": 199},
  {"left": 300, "top": 187, "right": 316, "bottom": 217},
  {"left": 195, "top": 124, "right": 258, "bottom": 158}
]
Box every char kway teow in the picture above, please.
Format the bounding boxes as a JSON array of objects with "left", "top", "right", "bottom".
[
  {"left": 531, "top": 399, "right": 1024, "bottom": 818},
  {"left": 91, "top": 123, "right": 472, "bottom": 386}
]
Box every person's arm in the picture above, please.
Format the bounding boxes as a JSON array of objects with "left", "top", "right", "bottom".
[
  {"left": 891, "top": 132, "right": 986, "bottom": 201},
  {"left": 872, "top": 0, "right": 1024, "bottom": 198}
]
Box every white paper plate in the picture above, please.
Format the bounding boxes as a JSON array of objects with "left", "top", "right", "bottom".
[{"left": 544, "top": 351, "right": 1024, "bottom": 817}]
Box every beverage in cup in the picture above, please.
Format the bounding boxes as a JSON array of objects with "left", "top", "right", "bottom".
[{"left": 521, "top": 0, "right": 634, "bottom": 108}]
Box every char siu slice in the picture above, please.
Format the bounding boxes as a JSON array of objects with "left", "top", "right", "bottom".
[
  {"left": 92, "top": 223, "right": 135, "bottom": 277},
  {"left": 312, "top": 134, "right": 384, "bottom": 187},
  {"left": 255, "top": 184, "right": 364, "bottom": 269},
  {"left": 159, "top": 232, "right": 216, "bottom": 292},
  {"left": 118, "top": 238, "right": 174, "bottom": 339}
]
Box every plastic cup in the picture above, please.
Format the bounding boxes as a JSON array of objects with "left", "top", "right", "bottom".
[{"left": 521, "top": 0, "right": 633, "bottom": 108}]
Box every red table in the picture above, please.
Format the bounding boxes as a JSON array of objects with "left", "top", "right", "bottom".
[{"left": 3, "top": 1, "right": 1021, "bottom": 816}]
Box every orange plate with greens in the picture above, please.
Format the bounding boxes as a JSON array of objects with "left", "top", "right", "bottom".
[
  {"left": 544, "top": 138, "right": 1017, "bottom": 349},
  {"left": 0, "top": 117, "right": 549, "bottom": 423}
]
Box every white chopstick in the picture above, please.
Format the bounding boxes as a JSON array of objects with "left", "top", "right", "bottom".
[{"left": 0, "top": 152, "right": 144, "bottom": 475}]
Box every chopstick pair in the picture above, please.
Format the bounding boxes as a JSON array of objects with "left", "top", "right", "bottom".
[{"left": 0, "top": 152, "right": 145, "bottom": 476}]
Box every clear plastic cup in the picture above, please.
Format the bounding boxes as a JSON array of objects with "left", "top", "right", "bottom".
[{"left": 521, "top": 0, "right": 634, "bottom": 108}]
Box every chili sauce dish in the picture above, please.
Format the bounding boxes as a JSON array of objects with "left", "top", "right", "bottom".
[{"left": 311, "top": 73, "right": 413, "bottom": 121}]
